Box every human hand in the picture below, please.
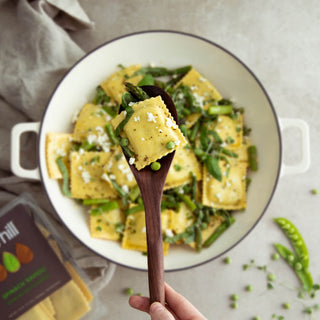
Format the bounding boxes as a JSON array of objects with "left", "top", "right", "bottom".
[{"left": 129, "top": 282, "right": 207, "bottom": 320}]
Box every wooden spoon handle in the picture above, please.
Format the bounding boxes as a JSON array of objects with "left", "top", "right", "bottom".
[{"left": 141, "top": 186, "right": 165, "bottom": 305}]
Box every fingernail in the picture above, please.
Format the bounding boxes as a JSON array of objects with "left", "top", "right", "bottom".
[{"left": 150, "top": 302, "right": 164, "bottom": 313}]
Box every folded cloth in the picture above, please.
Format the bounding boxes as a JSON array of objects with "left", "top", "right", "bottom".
[{"left": 0, "top": 0, "right": 115, "bottom": 292}]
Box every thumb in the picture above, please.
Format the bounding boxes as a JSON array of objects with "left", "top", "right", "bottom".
[{"left": 150, "top": 302, "right": 175, "bottom": 320}]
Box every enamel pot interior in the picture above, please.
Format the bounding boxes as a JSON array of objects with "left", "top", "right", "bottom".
[{"left": 39, "top": 31, "right": 281, "bottom": 271}]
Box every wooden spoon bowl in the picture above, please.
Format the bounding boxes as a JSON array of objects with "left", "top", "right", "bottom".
[{"left": 120, "top": 85, "right": 177, "bottom": 305}]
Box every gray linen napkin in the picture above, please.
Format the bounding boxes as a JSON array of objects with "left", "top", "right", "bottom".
[{"left": 0, "top": 0, "right": 116, "bottom": 292}]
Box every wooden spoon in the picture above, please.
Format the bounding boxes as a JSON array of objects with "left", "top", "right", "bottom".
[{"left": 120, "top": 85, "right": 177, "bottom": 305}]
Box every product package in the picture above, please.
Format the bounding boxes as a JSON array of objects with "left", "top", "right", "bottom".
[{"left": 0, "top": 193, "right": 102, "bottom": 320}]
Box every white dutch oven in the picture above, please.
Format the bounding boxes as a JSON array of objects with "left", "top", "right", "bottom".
[{"left": 11, "top": 31, "right": 310, "bottom": 271}]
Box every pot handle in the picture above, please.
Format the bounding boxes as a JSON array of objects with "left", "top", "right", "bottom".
[
  {"left": 279, "top": 118, "right": 310, "bottom": 177},
  {"left": 11, "top": 122, "right": 41, "bottom": 180}
]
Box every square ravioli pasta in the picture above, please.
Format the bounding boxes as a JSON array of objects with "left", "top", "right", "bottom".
[
  {"left": 111, "top": 96, "right": 187, "bottom": 170},
  {"left": 202, "top": 159, "right": 247, "bottom": 210},
  {"left": 121, "top": 207, "right": 172, "bottom": 255},
  {"left": 70, "top": 151, "right": 117, "bottom": 199}
]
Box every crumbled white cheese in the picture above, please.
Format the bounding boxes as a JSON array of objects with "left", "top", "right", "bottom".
[
  {"left": 226, "top": 181, "right": 231, "bottom": 188},
  {"left": 141, "top": 227, "right": 146, "bottom": 233},
  {"left": 71, "top": 108, "right": 81, "bottom": 123},
  {"left": 129, "top": 157, "right": 135, "bottom": 165},
  {"left": 134, "top": 116, "right": 140, "bottom": 122},
  {"left": 128, "top": 102, "right": 136, "bottom": 107},
  {"left": 78, "top": 166, "right": 83, "bottom": 171},
  {"left": 79, "top": 148, "right": 85, "bottom": 155},
  {"left": 109, "top": 174, "right": 116, "bottom": 180},
  {"left": 101, "top": 173, "right": 110, "bottom": 182},
  {"left": 123, "top": 111, "right": 127, "bottom": 117},
  {"left": 141, "top": 138, "right": 145, "bottom": 141},
  {"left": 178, "top": 93, "right": 184, "bottom": 99},
  {"left": 81, "top": 170, "right": 91, "bottom": 184},
  {"left": 193, "top": 92, "right": 205, "bottom": 108},
  {"left": 165, "top": 229, "right": 174, "bottom": 237},
  {"left": 126, "top": 173, "right": 134, "bottom": 182},
  {"left": 122, "top": 185, "right": 129, "bottom": 193},
  {"left": 159, "top": 129, "right": 163, "bottom": 133},
  {"left": 56, "top": 148, "right": 66, "bottom": 157},
  {"left": 95, "top": 126, "right": 104, "bottom": 134},
  {"left": 165, "top": 117, "right": 177, "bottom": 129},
  {"left": 218, "top": 117, "right": 222, "bottom": 122},
  {"left": 190, "top": 85, "right": 198, "bottom": 90},
  {"left": 147, "top": 112, "right": 157, "bottom": 123},
  {"left": 174, "top": 140, "right": 181, "bottom": 146},
  {"left": 216, "top": 193, "right": 222, "bottom": 202},
  {"left": 199, "top": 77, "right": 206, "bottom": 82}
]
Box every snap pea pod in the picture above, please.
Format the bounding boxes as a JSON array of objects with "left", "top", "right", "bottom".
[
  {"left": 203, "top": 216, "right": 235, "bottom": 248},
  {"left": 56, "top": 157, "right": 71, "bottom": 197},
  {"left": 274, "top": 218, "right": 309, "bottom": 268},
  {"left": 274, "top": 243, "right": 313, "bottom": 293}
]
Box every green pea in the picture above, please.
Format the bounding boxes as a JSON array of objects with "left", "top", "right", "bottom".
[
  {"left": 268, "top": 273, "right": 276, "bottom": 281},
  {"left": 151, "top": 162, "right": 161, "bottom": 171},
  {"left": 253, "top": 317, "right": 261, "bottom": 320},
  {"left": 231, "top": 302, "right": 239, "bottom": 309},
  {"left": 283, "top": 302, "right": 290, "bottom": 309},
  {"left": 311, "top": 189, "right": 318, "bottom": 195},
  {"left": 231, "top": 294, "right": 239, "bottom": 301},
  {"left": 125, "top": 288, "right": 134, "bottom": 296},
  {"left": 272, "top": 253, "right": 280, "bottom": 261},
  {"left": 166, "top": 141, "right": 175, "bottom": 149},
  {"left": 224, "top": 257, "right": 232, "bottom": 264},
  {"left": 295, "top": 262, "right": 302, "bottom": 271},
  {"left": 287, "top": 255, "right": 295, "bottom": 263},
  {"left": 246, "top": 285, "right": 253, "bottom": 292}
]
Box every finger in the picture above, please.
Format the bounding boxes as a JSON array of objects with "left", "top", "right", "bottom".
[
  {"left": 150, "top": 302, "right": 176, "bottom": 320},
  {"left": 165, "top": 283, "right": 207, "bottom": 320},
  {"left": 129, "top": 295, "right": 150, "bottom": 313}
]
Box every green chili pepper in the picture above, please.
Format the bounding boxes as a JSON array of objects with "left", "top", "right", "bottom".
[
  {"left": 248, "top": 145, "right": 258, "bottom": 171},
  {"left": 56, "top": 157, "right": 71, "bottom": 197},
  {"left": 203, "top": 217, "right": 235, "bottom": 248},
  {"left": 274, "top": 243, "right": 313, "bottom": 293},
  {"left": 274, "top": 218, "right": 309, "bottom": 268}
]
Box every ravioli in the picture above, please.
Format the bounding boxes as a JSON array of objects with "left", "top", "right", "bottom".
[
  {"left": 111, "top": 96, "right": 187, "bottom": 170},
  {"left": 100, "top": 64, "right": 142, "bottom": 104},
  {"left": 121, "top": 207, "right": 172, "bottom": 255},
  {"left": 175, "top": 68, "right": 222, "bottom": 127},
  {"left": 70, "top": 151, "right": 117, "bottom": 199},
  {"left": 202, "top": 159, "right": 247, "bottom": 210},
  {"left": 46, "top": 133, "right": 73, "bottom": 179},
  {"left": 90, "top": 202, "right": 124, "bottom": 240},
  {"left": 164, "top": 146, "right": 201, "bottom": 190}
]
